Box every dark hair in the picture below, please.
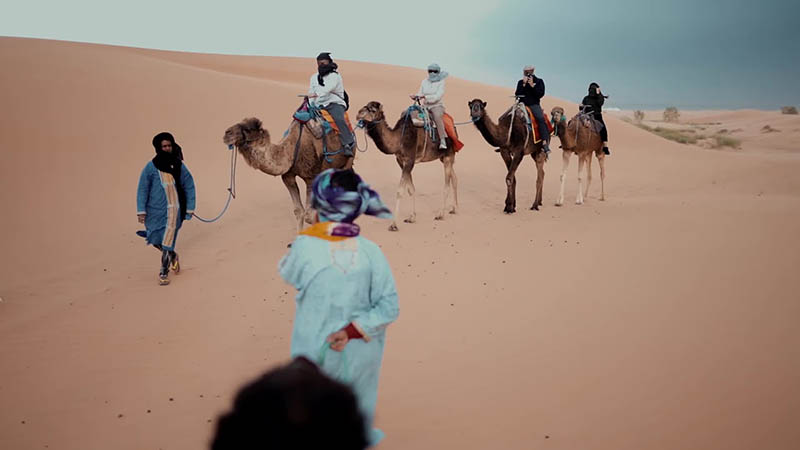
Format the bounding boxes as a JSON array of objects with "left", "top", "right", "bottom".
[
  {"left": 330, "top": 169, "right": 360, "bottom": 192},
  {"left": 210, "top": 357, "right": 368, "bottom": 450}
]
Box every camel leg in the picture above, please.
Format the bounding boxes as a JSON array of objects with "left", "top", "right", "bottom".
[
  {"left": 281, "top": 173, "right": 305, "bottom": 231},
  {"left": 500, "top": 149, "right": 514, "bottom": 212},
  {"left": 598, "top": 153, "right": 606, "bottom": 201},
  {"left": 584, "top": 153, "right": 593, "bottom": 199},
  {"left": 531, "top": 152, "right": 545, "bottom": 210},
  {"left": 555, "top": 150, "right": 571, "bottom": 206},
  {"left": 405, "top": 172, "right": 417, "bottom": 224},
  {"left": 449, "top": 157, "right": 459, "bottom": 214},
  {"left": 576, "top": 154, "right": 587, "bottom": 205},
  {"left": 437, "top": 156, "right": 455, "bottom": 220},
  {"left": 505, "top": 150, "right": 524, "bottom": 214},
  {"left": 390, "top": 179, "right": 402, "bottom": 232},
  {"left": 303, "top": 178, "right": 315, "bottom": 224}
]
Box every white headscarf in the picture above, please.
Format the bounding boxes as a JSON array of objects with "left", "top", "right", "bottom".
[{"left": 427, "top": 63, "right": 449, "bottom": 83}]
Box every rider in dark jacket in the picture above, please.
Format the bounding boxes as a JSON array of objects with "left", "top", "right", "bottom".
[
  {"left": 515, "top": 65, "right": 550, "bottom": 154},
  {"left": 580, "top": 82, "right": 610, "bottom": 155}
]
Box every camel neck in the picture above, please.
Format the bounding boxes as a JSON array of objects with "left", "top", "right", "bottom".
[
  {"left": 366, "top": 119, "right": 400, "bottom": 155},
  {"left": 474, "top": 113, "right": 504, "bottom": 148}
]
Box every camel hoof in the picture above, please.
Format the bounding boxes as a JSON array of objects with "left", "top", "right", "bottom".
[
  {"left": 434, "top": 215, "right": 444, "bottom": 221},
  {"left": 576, "top": 200, "right": 584, "bottom": 205},
  {"left": 504, "top": 208, "right": 516, "bottom": 214},
  {"left": 449, "top": 209, "right": 457, "bottom": 215},
  {"left": 389, "top": 224, "right": 399, "bottom": 232},
  {"left": 404, "top": 218, "right": 416, "bottom": 224},
  {"left": 531, "top": 205, "right": 539, "bottom": 211},
  {"left": 600, "top": 197, "right": 606, "bottom": 202},
  {"left": 554, "top": 202, "right": 563, "bottom": 207}
]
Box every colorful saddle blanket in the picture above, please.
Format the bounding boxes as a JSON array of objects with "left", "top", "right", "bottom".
[
  {"left": 407, "top": 106, "right": 465, "bottom": 152},
  {"left": 293, "top": 99, "right": 353, "bottom": 139}
]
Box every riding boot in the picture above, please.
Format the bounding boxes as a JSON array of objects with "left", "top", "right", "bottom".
[{"left": 159, "top": 250, "right": 171, "bottom": 285}]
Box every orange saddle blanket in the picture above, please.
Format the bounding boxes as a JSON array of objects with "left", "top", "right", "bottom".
[
  {"left": 319, "top": 109, "right": 354, "bottom": 135},
  {"left": 525, "top": 106, "right": 554, "bottom": 143},
  {"left": 442, "top": 113, "right": 465, "bottom": 152}
]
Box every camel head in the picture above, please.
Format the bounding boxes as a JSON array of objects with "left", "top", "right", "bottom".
[
  {"left": 550, "top": 106, "right": 565, "bottom": 126},
  {"left": 550, "top": 107, "right": 567, "bottom": 135},
  {"left": 223, "top": 117, "right": 269, "bottom": 149},
  {"left": 468, "top": 99, "right": 487, "bottom": 120},
  {"left": 356, "top": 101, "right": 386, "bottom": 125},
  {"left": 550, "top": 106, "right": 575, "bottom": 149}
]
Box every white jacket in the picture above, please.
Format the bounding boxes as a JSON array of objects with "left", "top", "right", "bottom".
[
  {"left": 417, "top": 78, "right": 446, "bottom": 108},
  {"left": 308, "top": 72, "right": 346, "bottom": 108}
]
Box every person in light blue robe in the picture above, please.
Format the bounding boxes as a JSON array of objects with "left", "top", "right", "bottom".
[
  {"left": 279, "top": 168, "right": 398, "bottom": 447},
  {"left": 137, "top": 132, "right": 196, "bottom": 285}
]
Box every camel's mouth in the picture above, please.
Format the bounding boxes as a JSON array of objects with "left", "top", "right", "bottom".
[{"left": 223, "top": 129, "right": 242, "bottom": 149}]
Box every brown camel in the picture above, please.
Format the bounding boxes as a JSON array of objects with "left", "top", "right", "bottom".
[
  {"left": 355, "top": 101, "right": 458, "bottom": 231},
  {"left": 467, "top": 99, "right": 547, "bottom": 213},
  {"left": 550, "top": 107, "right": 606, "bottom": 205},
  {"left": 222, "top": 117, "right": 353, "bottom": 230}
]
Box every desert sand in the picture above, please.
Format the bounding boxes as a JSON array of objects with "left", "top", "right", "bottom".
[
  {"left": 609, "top": 108, "right": 800, "bottom": 153},
  {"left": 1, "top": 37, "right": 799, "bottom": 449}
]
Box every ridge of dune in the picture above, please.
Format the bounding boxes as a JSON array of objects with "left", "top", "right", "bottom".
[{"left": 1, "top": 38, "right": 799, "bottom": 450}]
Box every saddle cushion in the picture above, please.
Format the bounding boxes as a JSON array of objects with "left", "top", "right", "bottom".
[
  {"left": 442, "top": 113, "right": 464, "bottom": 152},
  {"left": 319, "top": 109, "right": 354, "bottom": 135},
  {"left": 524, "top": 106, "right": 554, "bottom": 143}
]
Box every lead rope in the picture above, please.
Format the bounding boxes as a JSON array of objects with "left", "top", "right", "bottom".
[{"left": 192, "top": 146, "right": 238, "bottom": 223}]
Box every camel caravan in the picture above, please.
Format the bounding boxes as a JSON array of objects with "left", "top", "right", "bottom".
[{"left": 222, "top": 54, "right": 610, "bottom": 232}]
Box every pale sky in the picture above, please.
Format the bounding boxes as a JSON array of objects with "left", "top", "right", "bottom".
[{"left": 2, "top": 0, "right": 798, "bottom": 109}]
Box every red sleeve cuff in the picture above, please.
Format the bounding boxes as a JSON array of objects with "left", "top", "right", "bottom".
[{"left": 343, "top": 323, "right": 363, "bottom": 340}]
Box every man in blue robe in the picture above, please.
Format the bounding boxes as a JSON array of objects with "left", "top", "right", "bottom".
[{"left": 137, "top": 132, "right": 196, "bottom": 285}]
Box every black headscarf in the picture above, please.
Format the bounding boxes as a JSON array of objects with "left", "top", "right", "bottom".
[
  {"left": 151, "top": 132, "right": 187, "bottom": 221},
  {"left": 316, "top": 52, "right": 338, "bottom": 86}
]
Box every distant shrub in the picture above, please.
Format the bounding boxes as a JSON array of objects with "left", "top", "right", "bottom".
[
  {"left": 633, "top": 110, "right": 645, "bottom": 122},
  {"left": 761, "top": 125, "right": 780, "bottom": 133},
  {"left": 711, "top": 135, "right": 741, "bottom": 149},
  {"left": 663, "top": 106, "right": 680, "bottom": 122},
  {"left": 781, "top": 106, "right": 798, "bottom": 115}
]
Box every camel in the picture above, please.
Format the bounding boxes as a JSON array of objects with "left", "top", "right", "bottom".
[
  {"left": 549, "top": 107, "right": 606, "bottom": 205},
  {"left": 355, "top": 101, "right": 458, "bottom": 231},
  {"left": 222, "top": 117, "right": 353, "bottom": 231},
  {"left": 467, "top": 99, "right": 547, "bottom": 213}
]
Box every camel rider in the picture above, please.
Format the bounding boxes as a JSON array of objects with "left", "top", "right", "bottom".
[
  {"left": 411, "top": 63, "right": 449, "bottom": 150},
  {"left": 581, "top": 82, "right": 611, "bottom": 155},
  {"left": 308, "top": 52, "right": 355, "bottom": 157},
  {"left": 514, "top": 65, "right": 551, "bottom": 154}
]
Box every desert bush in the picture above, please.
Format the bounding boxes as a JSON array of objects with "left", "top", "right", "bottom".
[
  {"left": 761, "top": 125, "right": 780, "bottom": 133},
  {"left": 711, "top": 135, "right": 741, "bottom": 149},
  {"left": 781, "top": 106, "right": 798, "bottom": 115},
  {"left": 633, "top": 110, "right": 645, "bottom": 122},
  {"left": 663, "top": 106, "right": 680, "bottom": 122}
]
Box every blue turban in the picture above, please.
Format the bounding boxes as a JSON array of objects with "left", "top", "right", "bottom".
[{"left": 311, "top": 169, "right": 393, "bottom": 223}]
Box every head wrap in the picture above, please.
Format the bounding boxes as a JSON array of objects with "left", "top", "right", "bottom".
[
  {"left": 311, "top": 169, "right": 392, "bottom": 223},
  {"left": 151, "top": 132, "right": 187, "bottom": 220},
  {"left": 316, "top": 52, "right": 338, "bottom": 86},
  {"left": 427, "top": 63, "right": 449, "bottom": 83},
  {"left": 523, "top": 65, "right": 535, "bottom": 74}
]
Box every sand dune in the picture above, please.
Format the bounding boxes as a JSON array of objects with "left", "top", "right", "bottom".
[{"left": 1, "top": 38, "right": 799, "bottom": 450}]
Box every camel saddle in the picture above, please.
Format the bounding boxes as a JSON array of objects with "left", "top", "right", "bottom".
[
  {"left": 293, "top": 100, "right": 354, "bottom": 140},
  {"left": 571, "top": 112, "right": 604, "bottom": 135},
  {"left": 406, "top": 106, "right": 465, "bottom": 152},
  {"left": 501, "top": 103, "right": 554, "bottom": 144}
]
